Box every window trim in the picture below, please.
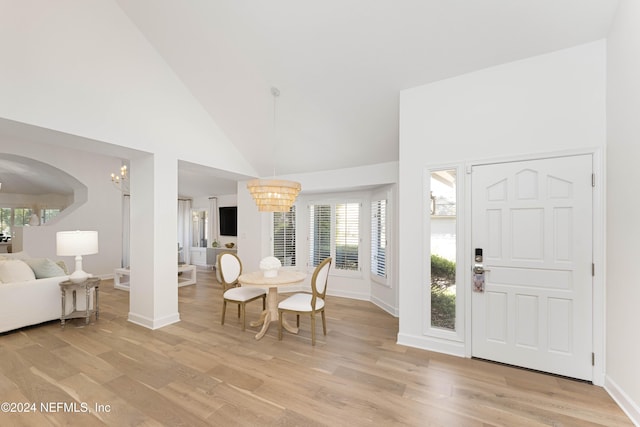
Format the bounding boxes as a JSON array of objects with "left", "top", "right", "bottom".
[{"left": 424, "top": 164, "right": 465, "bottom": 343}]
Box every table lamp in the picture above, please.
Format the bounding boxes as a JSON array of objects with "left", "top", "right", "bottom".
[{"left": 56, "top": 230, "right": 99, "bottom": 283}]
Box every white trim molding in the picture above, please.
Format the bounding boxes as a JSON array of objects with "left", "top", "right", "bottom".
[{"left": 605, "top": 376, "right": 640, "bottom": 426}]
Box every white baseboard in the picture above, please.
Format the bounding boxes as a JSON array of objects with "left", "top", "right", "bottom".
[
  {"left": 327, "top": 289, "right": 370, "bottom": 301},
  {"left": 128, "top": 312, "right": 180, "bottom": 330},
  {"left": 397, "top": 332, "right": 465, "bottom": 357},
  {"left": 370, "top": 295, "right": 398, "bottom": 317},
  {"left": 605, "top": 376, "right": 640, "bottom": 426}
]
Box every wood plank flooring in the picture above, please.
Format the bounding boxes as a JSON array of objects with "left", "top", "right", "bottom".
[{"left": 0, "top": 268, "right": 632, "bottom": 426}]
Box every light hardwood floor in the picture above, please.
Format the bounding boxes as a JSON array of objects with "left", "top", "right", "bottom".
[{"left": 0, "top": 268, "right": 632, "bottom": 426}]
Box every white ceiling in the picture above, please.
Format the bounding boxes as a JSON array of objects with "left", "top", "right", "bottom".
[
  {"left": 0, "top": 1, "right": 620, "bottom": 197},
  {"left": 0, "top": 157, "right": 73, "bottom": 195},
  {"left": 116, "top": 0, "right": 619, "bottom": 179}
]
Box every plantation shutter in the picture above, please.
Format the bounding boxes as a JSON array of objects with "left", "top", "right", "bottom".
[
  {"left": 370, "top": 199, "right": 386, "bottom": 278},
  {"left": 335, "top": 203, "right": 359, "bottom": 271},
  {"left": 273, "top": 206, "right": 296, "bottom": 267},
  {"left": 309, "top": 204, "right": 331, "bottom": 267}
]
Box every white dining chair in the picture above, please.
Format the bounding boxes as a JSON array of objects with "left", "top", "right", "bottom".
[
  {"left": 278, "top": 257, "right": 332, "bottom": 345},
  {"left": 220, "top": 252, "right": 266, "bottom": 331}
]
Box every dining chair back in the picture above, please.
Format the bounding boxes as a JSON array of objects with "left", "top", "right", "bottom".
[
  {"left": 219, "top": 252, "right": 241, "bottom": 288},
  {"left": 220, "top": 252, "right": 266, "bottom": 331},
  {"left": 278, "top": 257, "right": 332, "bottom": 345},
  {"left": 313, "top": 257, "right": 331, "bottom": 298}
]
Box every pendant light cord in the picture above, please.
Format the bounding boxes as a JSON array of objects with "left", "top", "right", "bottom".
[{"left": 271, "top": 86, "right": 280, "bottom": 178}]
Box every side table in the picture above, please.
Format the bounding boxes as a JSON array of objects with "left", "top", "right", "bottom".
[
  {"left": 114, "top": 265, "right": 196, "bottom": 291},
  {"left": 59, "top": 277, "right": 100, "bottom": 327}
]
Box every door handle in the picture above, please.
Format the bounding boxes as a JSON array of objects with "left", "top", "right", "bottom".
[{"left": 473, "top": 248, "right": 489, "bottom": 292}]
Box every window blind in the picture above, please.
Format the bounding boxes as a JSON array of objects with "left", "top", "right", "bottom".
[
  {"left": 273, "top": 206, "right": 296, "bottom": 266},
  {"left": 370, "top": 199, "right": 386, "bottom": 278},
  {"left": 308, "top": 204, "right": 331, "bottom": 267},
  {"left": 335, "top": 202, "right": 360, "bottom": 271}
]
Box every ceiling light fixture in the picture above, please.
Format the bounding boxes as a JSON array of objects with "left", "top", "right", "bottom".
[
  {"left": 110, "top": 164, "right": 129, "bottom": 194},
  {"left": 247, "top": 87, "right": 301, "bottom": 212}
]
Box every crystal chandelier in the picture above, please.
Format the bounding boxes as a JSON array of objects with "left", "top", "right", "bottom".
[{"left": 247, "top": 87, "right": 301, "bottom": 212}]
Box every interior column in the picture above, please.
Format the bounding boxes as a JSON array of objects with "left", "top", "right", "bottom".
[{"left": 127, "top": 153, "right": 180, "bottom": 329}]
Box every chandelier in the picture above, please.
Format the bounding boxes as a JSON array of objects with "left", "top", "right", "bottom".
[
  {"left": 247, "top": 87, "right": 301, "bottom": 212},
  {"left": 110, "top": 164, "right": 129, "bottom": 194},
  {"left": 247, "top": 179, "right": 301, "bottom": 212}
]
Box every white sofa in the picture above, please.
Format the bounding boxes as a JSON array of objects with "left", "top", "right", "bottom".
[
  {"left": 0, "top": 252, "right": 88, "bottom": 333},
  {"left": 0, "top": 275, "right": 71, "bottom": 333}
]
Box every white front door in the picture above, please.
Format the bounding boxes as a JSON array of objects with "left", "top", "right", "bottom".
[{"left": 471, "top": 155, "right": 593, "bottom": 381}]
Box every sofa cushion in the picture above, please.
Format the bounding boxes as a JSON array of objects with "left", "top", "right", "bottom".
[
  {"left": 56, "top": 261, "right": 69, "bottom": 275},
  {"left": 0, "top": 260, "right": 37, "bottom": 283},
  {"left": 23, "top": 258, "right": 66, "bottom": 279},
  {"left": 0, "top": 251, "right": 31, "bottom": 260}
]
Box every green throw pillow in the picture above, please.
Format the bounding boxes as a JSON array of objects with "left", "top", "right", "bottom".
[{"left": 23, "top": 258, "right": 66, "bottom": 279}]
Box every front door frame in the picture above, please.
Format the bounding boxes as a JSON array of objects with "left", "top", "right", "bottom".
[{"left": 462, "top": 148, "right": 605, "bottom": 385}]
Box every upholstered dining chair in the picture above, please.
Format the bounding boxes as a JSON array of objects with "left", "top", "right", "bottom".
[
  {"left": 220, "top": 252, "right": 266, "bottom": 331},
  {"left": 278, "top": 257, "right": 332, "bottom": 345}
]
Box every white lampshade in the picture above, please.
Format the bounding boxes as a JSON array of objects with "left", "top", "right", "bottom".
[
  {"left": 56, "top": 230, "right": 99, "bottom": 283},
  {"left": 57, "top": 230, "right": 98, "bottom": 256}
]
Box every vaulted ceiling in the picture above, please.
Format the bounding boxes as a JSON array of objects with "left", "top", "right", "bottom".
[
  {"left": 116, "top": 0, "right": 618, "bottom": 179},
  {"left": 0, "top": 1, "right": 620, "bottom": 197}
]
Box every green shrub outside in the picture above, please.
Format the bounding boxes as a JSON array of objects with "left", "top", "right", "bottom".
[{"left": 431, "top": 254, "right": 456, "bottom": 330}]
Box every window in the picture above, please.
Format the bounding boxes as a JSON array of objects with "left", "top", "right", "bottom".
[
  {"left": 430, "top": 169, "right": 457, "bottom": 331},
  {"left": 0, "top": 208, "right": 11, "bottom": 236},
  {"left": 41, "top": 208, "right": 61, "bottom": 224},
  {"left": 0, "top": 207, "right": 40, "bottom": 237},
  {"left": 309, "top": 202, "right": 360, "bottom": 272},
  {"left": 309, "top": 204, "right": 331, "bottom": 267},
  {"left": 273, "top": 206, "right": 296, "bottom": 267},
  {"left": 335, "top": 203, "right": 359, "bottom": 271},
  {"left": 13, "top": 208, "right": 32, "bottom": 227},
  {"left": 370, "top": 199, "right": 386, "bottom": 278}
]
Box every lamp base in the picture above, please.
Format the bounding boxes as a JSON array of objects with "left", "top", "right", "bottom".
[{"left": 69, "top": 269, "right": 89, "bottom": 284}]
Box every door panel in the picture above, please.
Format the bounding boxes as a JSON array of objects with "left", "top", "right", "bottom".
[{"left": 471, "top": 155, "right": 592, "bottom": 380}]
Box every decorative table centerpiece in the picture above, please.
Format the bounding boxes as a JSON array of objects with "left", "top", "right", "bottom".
[{"left": 259, "top": 256, "right": 282, "bottom": 278}]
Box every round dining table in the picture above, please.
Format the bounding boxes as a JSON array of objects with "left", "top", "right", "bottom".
[{"left": 238, "top": 270, "right": 307, "bottom": 340}]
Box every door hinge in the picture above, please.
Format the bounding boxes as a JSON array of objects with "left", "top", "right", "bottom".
[
  {"left": 592, "top": 352, "right": 595, "bottom": 366},
  {"left": 592, "top": 173, "right": 596, "bottom": 187},
  {"left": 592, "top": 263, "right": 595, "bottom": 277}
]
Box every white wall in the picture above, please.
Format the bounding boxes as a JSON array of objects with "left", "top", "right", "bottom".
[
  {"left": 191, "top": 193, "right": 238, "bottom": 250},
  {"left": 0, "top": 0, "right": 256, "bottom": 177},
  {"left": 399, "top": 42, "right": 606, "bottom": 353},
  {"left": 0, "top": 0, "right": 258, "bottom": 328},
  {"left": 0, "top": 137, "right": 123, "bottom": 276},
  {"left": 605, "top": 0, "right": 640, "bottom": 422}
]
